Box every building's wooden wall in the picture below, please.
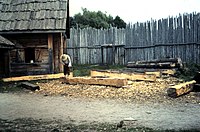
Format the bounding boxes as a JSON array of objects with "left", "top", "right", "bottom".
[{"left": 3, "top": 33, "right": 62, "bottom": 76}]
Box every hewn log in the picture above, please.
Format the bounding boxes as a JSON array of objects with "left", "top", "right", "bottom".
[
  {"left": 167, "top": 80, "right": 196, "bottom": 98},
  {"left": 20, "top": 82, "right": 40, "bottom": 91},
  {"left": 2, "top": 73, "right": 69, "bottom": 82},
  {"left": 162, "top": 69, "right": 176, "bottom": 76},
  {"left": 61, "top": 76, "right": 128, "bottom": 87},
  {"left": 90, "top": 70, "right": 156, "bottom": 82},
  {"left": 145, "top": 71, "right": 161, "bottom": 78}
]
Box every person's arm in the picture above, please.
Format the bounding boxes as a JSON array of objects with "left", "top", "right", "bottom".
[
  {"left": 67, "top": 55, "right": 72, "bottom": 67},
  {"left": 60, "top": 55, "right": 65, "bottom": 65}
]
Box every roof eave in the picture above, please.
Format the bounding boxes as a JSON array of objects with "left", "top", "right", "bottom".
[{"left": 0, "top": 29, "right": 66, "bottom": 34}]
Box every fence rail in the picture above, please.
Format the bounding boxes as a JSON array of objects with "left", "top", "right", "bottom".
[{"left": 66, "top": 12, "right": 200, "bottom": 65}]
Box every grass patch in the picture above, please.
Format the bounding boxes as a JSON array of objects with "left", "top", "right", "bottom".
[
  {"left": 72, "top": 64, "right": 125, "bottom": 77},
  {"left": 0, "top": 81, "right": 23, "bottom": 93}
]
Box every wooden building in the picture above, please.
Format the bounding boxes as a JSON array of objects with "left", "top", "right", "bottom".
[
  {"left": 0, "top": 0, "right": 67, "bottom": 76},
  {"left": 0, "top": 35, "right": 14, "bottom": 77}
]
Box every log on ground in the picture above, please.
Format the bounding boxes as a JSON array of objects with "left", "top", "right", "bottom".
[
  {"left": 127, "top": 58, "right": 183, "bottom": 69},
  {"left": 129, "top": 58, "right": 182, "bottom": 64},
  {"left": 127, "top": 62, "right": 177, "bottom": 69},
  {"left": 167, "top": 80, "right": 196, "bottom": 98},
  {"left": 20, "top": 82, "right": 40, "bottom": 91},
  {"left": 90, "top": 70, "right": 156, "bottom": 82},
  {"left": 60, "top": 77, "right": 128, "bottom": 87},
  {"left": 2, "top": 73, "right": 73, "bottom": 82}
]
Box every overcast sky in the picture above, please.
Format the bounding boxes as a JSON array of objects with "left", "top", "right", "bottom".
[{"left": 70, "top": 0, "right": 200, "bottom": 23}]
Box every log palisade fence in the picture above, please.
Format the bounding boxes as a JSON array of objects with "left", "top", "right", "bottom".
[{"left": 66, "top": 12, "right": 200, "bottom": 65}]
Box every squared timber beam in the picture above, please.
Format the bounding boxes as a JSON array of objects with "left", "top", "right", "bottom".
[
  {"left": 61, "top": 77, "right": 128, "bottom": 87},
  {"left": 90, "top": 70, "right": 156, "bottom": 82}
]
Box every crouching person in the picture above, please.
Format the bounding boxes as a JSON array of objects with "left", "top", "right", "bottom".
[{"left": 60, "top": 54, "right": 72, "bottom": 77}]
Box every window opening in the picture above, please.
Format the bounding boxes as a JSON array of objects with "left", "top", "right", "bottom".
[{"left": 25, "top": 48, "right": 35, "bottom": 63}]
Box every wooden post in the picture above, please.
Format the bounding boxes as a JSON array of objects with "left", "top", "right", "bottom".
[
  {"left": 101, "top": 46, "right": 104, "bottom": 64},
  {"left": 48, "top": 34, "right": 54, "bottom": 73},
  {"left": 4, "top": 50, "right": 10, "bottom": 77},
  {"left": 63, "top": 35, "right": 67, "bottom": 53},
  {"left": 59, "top": 33, "right": 64, "bottom": 72}
]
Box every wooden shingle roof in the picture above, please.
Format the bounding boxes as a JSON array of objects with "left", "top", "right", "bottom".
[
  {"left": 0, "top": 35, "right": 14, "bottom": 48},
  {"left": 0, "top": 0, "right": 67, "bottom": 33}
]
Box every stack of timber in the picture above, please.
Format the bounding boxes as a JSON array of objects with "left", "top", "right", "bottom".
[
  {"left": 127, "top": 58, "right": 183, "bottom": 77},
  {"left": 60, "top": 76, "right": 128, "bottom": 87},
  {"left": 167, "top": 72, "right": 200, "bottom": 98},
  {"left": 90, "top": 70, "right": 156, "bottom": 82},
  {"left": 127, "top": 58, "right": 183, "bottom": 69}
]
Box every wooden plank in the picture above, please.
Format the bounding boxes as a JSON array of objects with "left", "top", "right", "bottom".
[
  {"left": 2, "top": 73, "right": 65, "bottom": 82},
  {"left": 61, "top": 76, "right": 128, "bottom": 87},
  {"left": 167, "top": 80, "right": 196, "bottom": 98},
  {"left": 20, "top": 82, "right": 40, "bottom": 91},
  {"left": 90, "top": 70, "right": 156, "bottom": 82}
]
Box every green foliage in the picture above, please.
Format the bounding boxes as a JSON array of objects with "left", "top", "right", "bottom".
[
  {"left": 176, "top": 63, "right": 200, "bottom": 81},
  {"left": 113, "top": 16, "right": 127, "bottom": 28},
  {"left": 71, "top": 8, "right": 126, "bottom": 29}
]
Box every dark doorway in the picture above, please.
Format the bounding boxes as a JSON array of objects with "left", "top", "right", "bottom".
[{"left": 0, "top": 49, "right": 10, "bottom": 77}]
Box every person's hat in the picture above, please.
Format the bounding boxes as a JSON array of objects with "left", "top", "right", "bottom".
[{"left": 61, "top": 54, "right": 68, "bottom": 61}]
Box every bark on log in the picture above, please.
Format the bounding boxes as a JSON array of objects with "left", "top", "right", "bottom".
[
  {"left": 167, "top": 80, "right": 196, "bottom": 98},
  {"left": 90, "top": 70, "right": 156, "bottom": 82},
  {"left": 60, "top": 77, "right": 128, "bottom": 87},
  {"left": 20, "top": 82, "right": 40, "bottom": 91}
]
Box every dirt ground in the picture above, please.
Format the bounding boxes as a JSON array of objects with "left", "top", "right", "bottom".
[{"left": 0, "top": 77, "right": 200, "bottom": 131}]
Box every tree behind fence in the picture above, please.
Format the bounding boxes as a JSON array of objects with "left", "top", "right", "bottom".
[{"left": 66, "top": 12, "right": 200, "bottom": 65}]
